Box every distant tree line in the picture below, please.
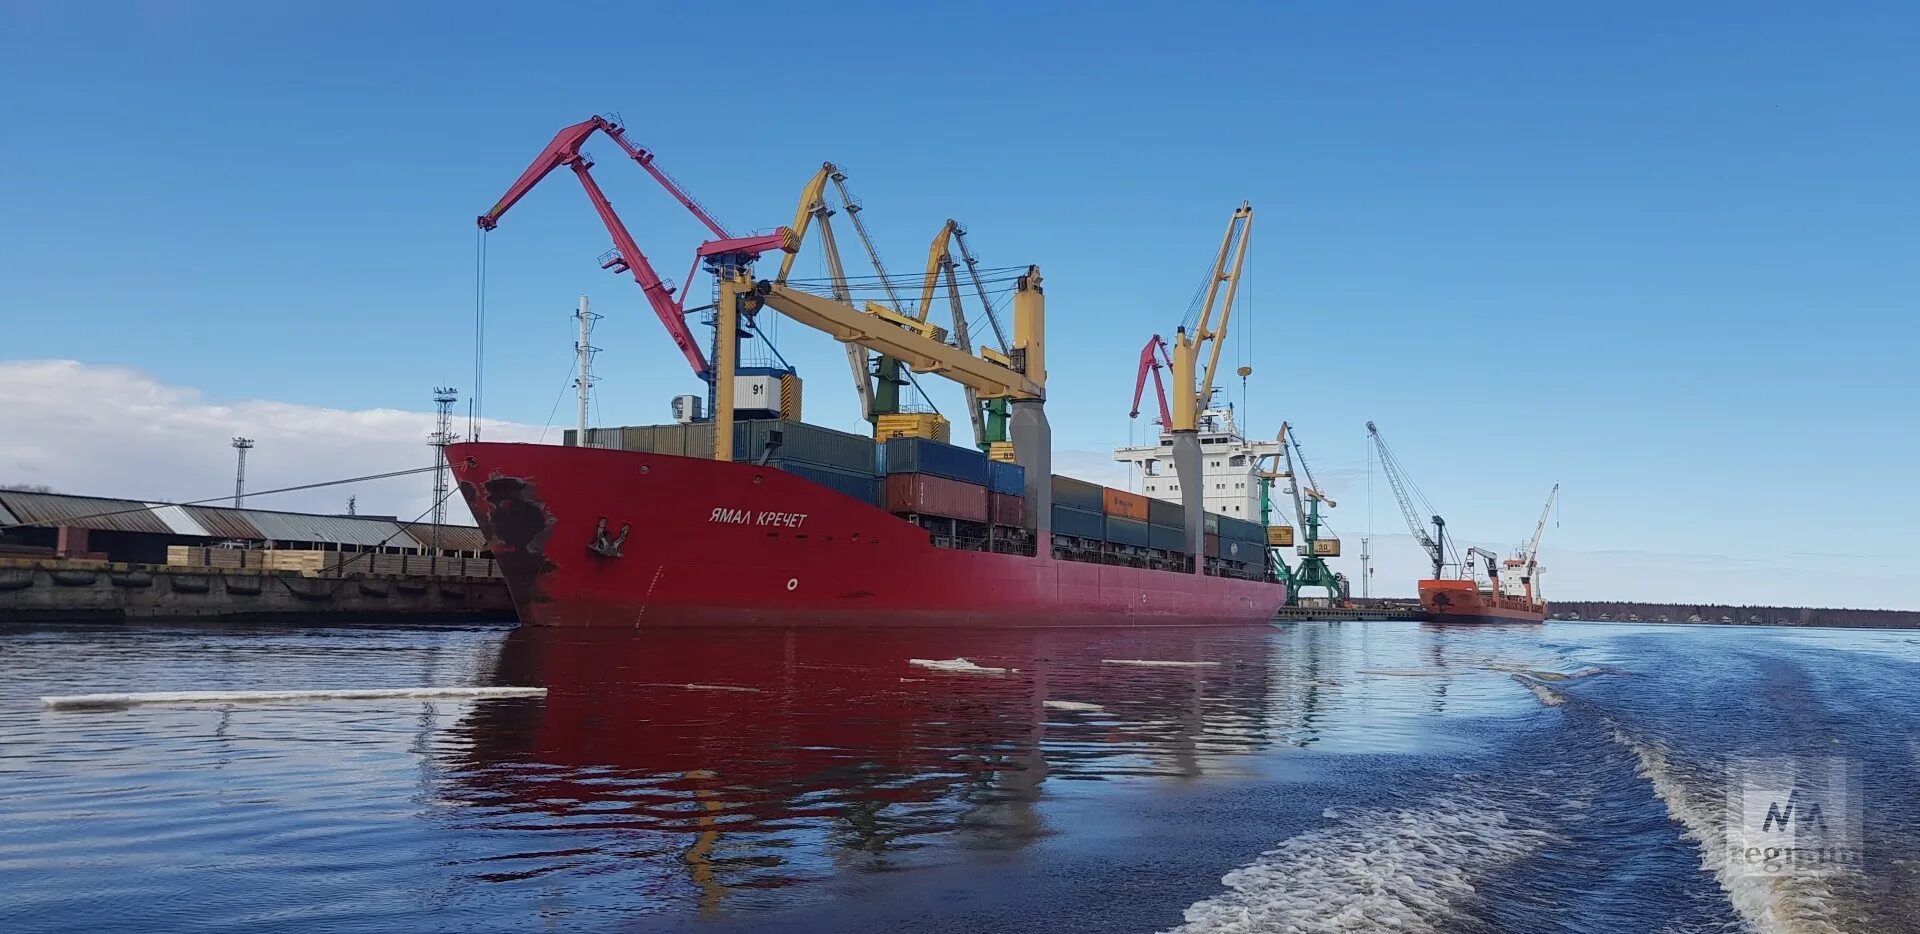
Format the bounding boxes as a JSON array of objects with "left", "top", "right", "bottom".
[{"left": 1552, "top": 600, "right": 1919, "bottom": 629}]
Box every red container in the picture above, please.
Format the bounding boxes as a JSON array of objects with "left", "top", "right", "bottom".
[
  {"left": 988, "top": 492, "right": 1027, "bottom": 528},
  {"left": 1204, "top": 532, "right": 1221, "bottom": 559},
  {"left": 885, "top": 473, "right": 987, "bottom": 522}
]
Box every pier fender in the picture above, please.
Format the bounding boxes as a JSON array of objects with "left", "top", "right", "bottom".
[
  {"left": 169, "top": 574, "right": 212, "bottom": 594},
  {"left": 392, "top": 579, "right": 428, "bottom": 594},
  {"left": 224, "top": 575, "right": 264, "bottom": 596},
  {"left": 50, "top": 569, "right": 98, "bottom": 587},
  {"left": 357, "top": 579, "right": 392, "bottom": 598},
  {"left": 0, "top": 569, "right": 33, "bottom": 591},
  {"left": 286, "top": 578, "right": 339, "bottom": 601},
  {"left": 109, "top": 571, "right": 154, "bottom": 589},
  {"left": 438, "top": 582, "right": 468, "bottom": 599}
]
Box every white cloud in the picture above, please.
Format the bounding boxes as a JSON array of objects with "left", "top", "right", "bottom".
[{"left": 0, "top": 360, "right": 538, "bottom": 522}]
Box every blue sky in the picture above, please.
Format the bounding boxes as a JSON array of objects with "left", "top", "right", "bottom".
[{"left": 2, "top": 2, "right": 1915, "bottom": 607}]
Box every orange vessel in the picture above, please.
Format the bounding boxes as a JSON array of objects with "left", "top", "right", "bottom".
[{"left": 1418, "top": 578, "right": 1546, "bottom": 625}]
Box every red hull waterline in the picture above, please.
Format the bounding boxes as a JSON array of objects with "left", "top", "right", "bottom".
[{"left": 447, "top": 442, "right": 1288, "bottom": 628}]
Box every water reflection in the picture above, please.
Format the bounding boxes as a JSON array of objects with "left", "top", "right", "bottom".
[{"left": 444, "top": 626, "right": 1280, "bottom": 909}]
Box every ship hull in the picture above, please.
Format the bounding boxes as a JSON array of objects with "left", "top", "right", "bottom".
[
  {"left": 447, "top": 442, "right": 1286, "bottom": 628},
  {"left": 1417, "top": 579, "right": 1546, "bottom": 625}
]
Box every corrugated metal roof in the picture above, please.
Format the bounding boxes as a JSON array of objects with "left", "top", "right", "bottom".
[
  {"left": 0, "top": 491, "right": 488, "bottom": 551},
  {"left": 231, "top": 509, "right": 410, "bottom": 547},
  {"left": 0, "top": 491, "right": 173, "bottom": 534},
  {"left": 401, "top": 523, "right": 491, "bottom": 553},
  {"left": 145, "top": 503, "right": 212, "bottom": 537},
  {"left": 181, "top": 506, "right": 263, "bottom": 540}
]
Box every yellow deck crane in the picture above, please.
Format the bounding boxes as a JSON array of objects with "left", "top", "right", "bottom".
[
  {"left": 708, "top": 260, "right": 1054, "bottom": 533},
  {"left": 914, "top": 219, "right": 1017, "bottom": 457},
  {"left": 1165, "top": 202, "right": 1255, "bottom": 568},
  {"left": 774, "top": 163, "right": 944, "bottom": 435}
]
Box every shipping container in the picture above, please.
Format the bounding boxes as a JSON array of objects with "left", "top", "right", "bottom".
[
  {"left": 1149, "top": 522, "right": 1185, "bottom": 552},
  {"left": 882, "top": 437, "right": 989, "bottom": 484},
  {"left": 1219, "top": 537, "right": 1258, "bottom": 564},
  {"left": 1219, "top": 515, "right": 1265, "bottom": 544},
  {"left": 1050, "top": 475, "right": 1104, "bottom": 512},
  {"left": 884, "top": 473, "right": 987, "bottom": 522},
  {"left": 739, "top": 419, "right": 875, "bottom": 472},
  {"left": 874, "top": 412, "right": 951, "bottom": 444},
  {"left": 1204, "top": 513, "right": 1221, "bottom": 535},
  {"left": 1051, "top": 504, "right": 1104, "bottom": 541},
  {"left": 1105, "top": 515, "right": 1150, "bottom": 548},
  {"left": 987, "top": 460, "right": 1026, "bottom": 496},
  {"left": 684, "top": 422, "right": 715, "bottom": 459},
  {"left": 988, "top": 492, "right": 1027, "bottom": 528},
  {"left": 770, "top": 460, "right": 882, "bottom": 507},
  {"left": 1204, "top": 532, "right": 1221, "bottom": 559},
  {"left": 1267, "top": 525, "right": 1295, "bottom": 547},
  {"left": 1147, "top": 496, "right": 1183, "bottom": 527},
  {"left": 1102, "top": 487, "right": 1150, "bottom": 520}
]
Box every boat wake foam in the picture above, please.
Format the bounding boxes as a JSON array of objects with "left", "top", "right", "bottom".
[
  {"left": 1608, "top": 729, "right": 1848, "bottom": 934},
  {"left": 1516, "top": 675, "right": 1849, "bottom": 933},
  {"left": 1164, "top": 796, "right": 1551, "bottom": 933}
]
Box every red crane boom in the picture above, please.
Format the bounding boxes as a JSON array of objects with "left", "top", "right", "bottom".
[
  {"left": 1130, "top": 334, "right": 1173, "bottom": 425},
  {"left": 477, "top": 115, "right": 787, "bottom": 379}
]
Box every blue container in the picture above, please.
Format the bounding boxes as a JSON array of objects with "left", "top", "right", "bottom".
[
  {"left": 987, "top": 460, "right": 1026, "bottom": 496},
  {"left": 882, "top": 437, "right": 989, "bottom": 485},
  {"left": 1149, "top": 522, "right": 1186, "bottom": 552},
  {"left": 770, "top": 459, "right": 881, "bottom": 507},
  {"left": 1105, "top": 515, "right": 1149, "bottom": 547},
  {"left": 1051, "top": 504, "right": 1105, "bottom": 541},
  {"left": 1220, "top": 516, "right": 1265, "bottom": 544}
]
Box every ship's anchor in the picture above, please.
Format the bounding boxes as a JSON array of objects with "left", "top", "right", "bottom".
[{"left": 589, "top": 518, "right": 630, "bottom": 558}]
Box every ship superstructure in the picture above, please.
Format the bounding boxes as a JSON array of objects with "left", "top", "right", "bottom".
[{"left": 1114, "top": 406, "right": 1279, "bottom": 521}]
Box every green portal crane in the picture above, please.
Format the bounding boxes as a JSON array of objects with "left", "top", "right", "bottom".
[{"left": 1271, "top": 424, "right": 1347, "bottom": 606}]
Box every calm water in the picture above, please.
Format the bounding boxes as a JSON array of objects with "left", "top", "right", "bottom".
[{"left": 2, "top": 620, "right": 1917, "bottom": 932}]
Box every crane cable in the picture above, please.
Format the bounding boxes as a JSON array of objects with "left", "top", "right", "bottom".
[{"left": 471, "top": 229, "right": 489, "bottom": 441}]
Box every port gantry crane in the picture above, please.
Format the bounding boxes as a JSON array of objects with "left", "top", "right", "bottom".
[
  {"left": 1273, "top": 424, "right": 1348, "bottom": 605},
  {"left": 478, "top": 115, "right": 798, "bottom": 460},
  {"left": 1503, "top": 483, "right": 1559, "bottom": 603},
  {"left": 773, "top": 163, "right": 916, "bottom": 419},
  {"left": 717, "top": 258, "right": 1052, "bottom": 526},
  {"left": 916, "top": 219, "right": 1015, "bottom": 452},
  {"left": 1366, "top": 420, "right": 1458, "bottom": 580},
  {"left": 1129, "top": 334, "right": 1173, "bottom": 427},
  {"left": 1153, "top": 202, "right": 1255, "bottom": 566},
  {"left": 476, "top": 115, "right": 791, "bottom": 380}
]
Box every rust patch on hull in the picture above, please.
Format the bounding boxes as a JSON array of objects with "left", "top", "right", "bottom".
[{"left": 462, "top": 473, "right": 557, "bottom": 615}]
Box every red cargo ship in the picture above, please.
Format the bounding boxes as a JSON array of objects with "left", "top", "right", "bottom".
[
  {"left": 448, "top": 441, "right": 1287, "bottom": 628},
  {"left": 1417, "top": 579, "right": 1547, "bottom": 624}
]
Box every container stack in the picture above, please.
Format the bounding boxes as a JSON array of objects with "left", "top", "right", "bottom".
[
  {"left": 1100, "top": 487, "right": 1150, "bottom": 563},
  {"left": 882, "top": 437, "right": 994, "bottom": 550},
  {"left": 562, "top": 420, "right": 882, "bottom": 506},
  {"left": 986, "top": 459, "right": 1027, "bottom": 551},
  {"left": 734, "top": 420, "right": 880, "bottom": 506},
  {"left": 1213, "top": 515, "right": 1268, "bottom": 580},
  {"left": 1049, "top": 475, "right": 1105, "bottom": 551}
]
